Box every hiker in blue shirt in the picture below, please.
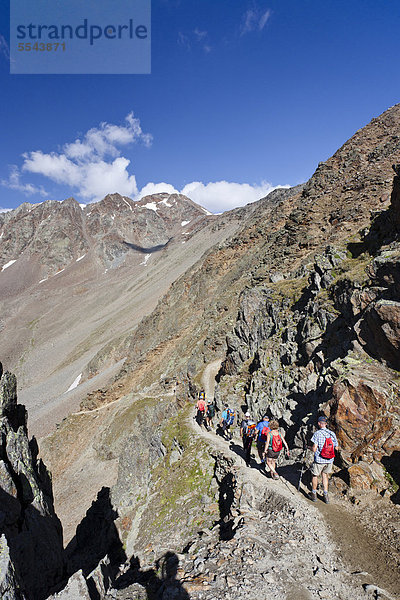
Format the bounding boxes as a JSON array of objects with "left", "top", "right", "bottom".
[
  {"left": 220, "top": 404, "right": 235, "bottom": 440},
  {"left": 309, "top": 415, "right": 338, "bottom": 504},
  {"left": 256, "top": 415, "right": 270, "bottom": 464}
]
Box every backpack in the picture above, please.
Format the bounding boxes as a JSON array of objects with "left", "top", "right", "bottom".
[
  {"left": 320, "top": 433, "right": 335, "bottom": 459},
  {"left": 244, "top": 421, "right": 257, "bottom": 438},
  {"left": 198, "top": 400, "right": 205, "bottom": 412},
  {"left": 271, "top": 433, "right": 283, "bottom": 452},
  {"left": 207, "top": 404, "right": 215, "bottom": 418},
  {"left": 260, "top": 426, "right": 270, "bottom": 441},
  {"left": 226, "top": 408, "right": 235, "bottom": 426}
]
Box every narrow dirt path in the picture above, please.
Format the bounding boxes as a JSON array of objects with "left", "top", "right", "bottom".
[{"left": 201, "top": 359, "right": 222, "bottom": 399}]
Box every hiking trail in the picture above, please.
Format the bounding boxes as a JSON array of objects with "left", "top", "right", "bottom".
[{"left": 186, "top": 362, "right": 400, "bottom": 600}]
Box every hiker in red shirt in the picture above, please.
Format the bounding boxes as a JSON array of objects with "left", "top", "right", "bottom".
[{"left": 195, "top": 391, "right": 206, "bottom": 428}]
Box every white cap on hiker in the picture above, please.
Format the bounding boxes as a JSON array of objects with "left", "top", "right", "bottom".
[{"left": 245, "top": 412, "right": 250, "bottom": 417}]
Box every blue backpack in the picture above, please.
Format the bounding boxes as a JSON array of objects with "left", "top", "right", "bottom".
[{"left": 226, "top": 408, "right": 235, "bottom": 426}]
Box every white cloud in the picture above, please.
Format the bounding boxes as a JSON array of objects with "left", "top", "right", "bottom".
[
  {"left": 136, "top": 180, "right": 289, "bottom": 213},
  {"left": 181, "top": 180, "right": 284, "bottom": 212},
  {"left": 258, "top": 9, "right": 271, "bottom": 30},
  {"left": 138, "top": 182, "right": 179, "bottom": 198},
  {"left": 241, "top": 6, "right": 271, "bottom": 35},
  {"left": 3, "top": 111, "right": 287, "bottom": 213},
  {"left": 19, "top": 113, "right": 150, "bottom": 202},
  {"left": 0, "top": 165, "right": 49, "bottom": 197}
]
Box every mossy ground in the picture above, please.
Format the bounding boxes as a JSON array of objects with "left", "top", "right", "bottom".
[
  {"left": 268, "top": 276, "right": 307, "bottom": 303},
  {"left": 125, "top": 403, "right": 218, "bottom": 554}
]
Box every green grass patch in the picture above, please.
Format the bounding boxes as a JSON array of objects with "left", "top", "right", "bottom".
[{"left": 133, "top": 403, "right": 217, "bottom": 549}]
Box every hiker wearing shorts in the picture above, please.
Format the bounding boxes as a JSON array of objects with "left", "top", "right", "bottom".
[
  {"left": 205, "top": 400, "right": 216, "bottom": 430},
  {"left": 220, "top": 405, "right": 234, "bottom": 440},
  {"left": 264, "top": 420, "right": 289, "bottom": 479},
  {"left": 309, "top": 415, "right": 338, "bottom": 503},
  {"left": 256, "top": 415, "right": 270, "bottom": 463}
]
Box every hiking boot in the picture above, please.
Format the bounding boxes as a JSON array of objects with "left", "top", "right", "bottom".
[
  {"left": 323, "top": 492, "right": 330, "bottom": 504},
  {"left": 309, "top": 491, "right": 317, "bottom": 502},
  {"left": 272, "top": 472, "right": 279, "bottom": 480}
]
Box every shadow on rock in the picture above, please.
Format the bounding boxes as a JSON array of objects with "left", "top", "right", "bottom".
[
  {"left": 114, "top": 552, "right": 190, "bottom": 599},
  {"left": 0, "top": 487, "right": 64, "bottom": 600},
  {"left": 277, "top": 463, "right": 312, "bottom": 498},
  {"left": 381, "top": 451, "right": 400, "bottom": 505},
  {"left": 227, "top": 441, "right": 245, "bottom": 461},
  {"left": 65, "top": 487, "right": 126, "bottom": 589}
]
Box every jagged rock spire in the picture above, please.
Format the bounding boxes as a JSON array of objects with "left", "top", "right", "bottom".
[{"left": 0, "top": 368, "right": 64, "bottom": 600}]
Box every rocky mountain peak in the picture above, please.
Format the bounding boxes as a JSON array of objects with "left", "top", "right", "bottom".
[{"left": 299, "top": 103, "right": 400, "bottom": 246}]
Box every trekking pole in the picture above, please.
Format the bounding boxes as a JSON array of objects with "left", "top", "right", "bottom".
[
  {"left": 296, "top": 428, "right": 309, "bottom": 492},
  {"left": 297, "top": 446, "right": 309, "bottom": 491}
]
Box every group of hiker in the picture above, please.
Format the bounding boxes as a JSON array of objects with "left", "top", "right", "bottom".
[{"left": 195, "top": 392, "right": 338, "bottom": 503}]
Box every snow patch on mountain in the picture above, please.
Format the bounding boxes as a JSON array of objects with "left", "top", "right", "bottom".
[
  {"left": 140, "top": 254, "right": 151, "bottom": 266},
  {"left": 1, "top": 259, "right": 17, "bottom": 271},
  {"left": 66, "top": 373, "right": 82, "bottom": 392},
  {"left": 122, "top": 198, "right": 133, "bottom": 212},
  {"left": 142, "top": 202, "right": 158, "bottom": 212}
]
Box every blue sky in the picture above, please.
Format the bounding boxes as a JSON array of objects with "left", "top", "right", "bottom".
[{"left": 0, "top": 0, "right": 399, "bottom": 213}]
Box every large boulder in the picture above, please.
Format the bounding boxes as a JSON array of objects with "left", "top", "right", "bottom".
[{"left": 328, "top": 361, "right": 400, "bottom": 491}]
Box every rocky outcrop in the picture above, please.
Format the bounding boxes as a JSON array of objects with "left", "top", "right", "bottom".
[
  {"left": 49, "top": 571, "right": 91, "bottom": 599},
  {"left": 0, "top": 366, "right": 64, "bottom": 599},
  {"left": 328, "top": 362, "right": 400, "bottom": 490},
  {"left": 216, "top": 172, "right": 400, "bottom": 495}
]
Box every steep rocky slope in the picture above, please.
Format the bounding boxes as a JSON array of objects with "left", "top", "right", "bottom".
[{"left": 99, "top": 104, "right": 400, "bottom": 399}]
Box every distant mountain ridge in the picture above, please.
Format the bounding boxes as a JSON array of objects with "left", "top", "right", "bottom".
[{"left": 0, "top": 192, "right": 211, "bottom": 285}]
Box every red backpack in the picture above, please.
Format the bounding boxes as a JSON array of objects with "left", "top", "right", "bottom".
[
  {"left": 198, "top": 400, "right": 205, "bottom": 412},
  {"left": 271, "top": 433, "right": 283, "bottom": 452},
  {"left": 260, "top": 426, "right": 270, "bottom": 441},
  {"left": 320, "top": 435, "right": 335, "bottom": 459}
]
